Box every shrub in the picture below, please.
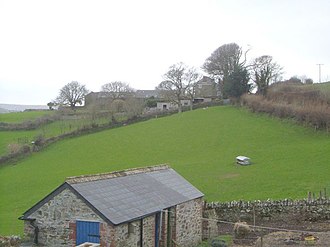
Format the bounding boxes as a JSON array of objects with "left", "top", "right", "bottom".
[
  {"left": 7, "top": 144, "right": 22, "bottom": 154},
  {"left": 241, "top": 92, "right": 330, "bottom": 131}
]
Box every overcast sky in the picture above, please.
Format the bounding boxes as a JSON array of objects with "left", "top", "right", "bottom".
[{"left": 0, "top": 0, "right": 329, "bottom": 105}]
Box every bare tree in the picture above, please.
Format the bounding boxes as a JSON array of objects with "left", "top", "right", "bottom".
[
  {"left": 202, "top": 43, "right": 249, "bottom": 97},
  {"left": 56, "top": 81, "right": 89, "bottom": 109},
  {"left": 185, "top": 67, "right": 202, "bottom": 110},
  {"left": 124, "top": 97, "right": 145, "bottom": 118},
  {"left": 298, "top": 75, "right": 313, "bottom": 84},
  {"left": 101, "top": 81, "right": 134, "bottom": 100},
  {"left": 156, "top": 62, "right": 201, "bottom": 113},
  {"left": 250, "top": 55, "right": 283, "bottom": 95}
]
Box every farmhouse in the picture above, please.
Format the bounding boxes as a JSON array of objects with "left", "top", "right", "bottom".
[
  {"left": 156, "top": 99, "right": 192, "bottom": 111},
  {"left": 19, "top": 165, "right": 204, "bottom": 247},
  {"left": 193, "top": 76, "right": 219, "bottom": 103}
]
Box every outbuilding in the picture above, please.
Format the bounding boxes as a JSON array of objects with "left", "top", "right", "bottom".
[{"left": 19, "top": 165, "right": 204, "bottom": 247}]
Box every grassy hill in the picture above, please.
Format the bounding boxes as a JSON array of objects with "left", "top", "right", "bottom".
[
  {"left": 0, "top": 110, "right": 110, "bottom": 156},
  {"left": 0, "top": 110, "right": 52, "bottom": 123},
  {"left": 1, "top": 106, "right": 330, "bottom": 235}
]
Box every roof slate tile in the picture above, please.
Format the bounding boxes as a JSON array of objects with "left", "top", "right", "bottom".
[{"left": 69, "top": 167, "right": 203, "bottom": 225}]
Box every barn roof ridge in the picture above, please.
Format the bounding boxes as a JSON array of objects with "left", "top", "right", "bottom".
[{"left": 66, "top": 164, "right": 170, "bottom": 184}]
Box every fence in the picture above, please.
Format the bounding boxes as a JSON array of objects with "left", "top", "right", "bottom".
[{"left": 202, "top": 190, "right": 330, "bottom": 244}]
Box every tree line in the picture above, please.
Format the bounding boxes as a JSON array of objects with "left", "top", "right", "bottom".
[{"left": 50, "top": 42, "right": 313, "bottom": 112}]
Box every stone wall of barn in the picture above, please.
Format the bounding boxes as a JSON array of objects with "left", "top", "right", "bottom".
[
  {"left": 23, "top": 187, "right": 163, "bottom": 247},
  {"left": 175, "top": 197, "right": 203, "bottom": 247},
  {"left": 142, "top": 215, "right": 156, "bottom": 246},
  {"left": 24, "top": 188, "right": 108, "bottom": 246},
  {"left": 110, "top": 215, "right": 155, "bottom": 247}
]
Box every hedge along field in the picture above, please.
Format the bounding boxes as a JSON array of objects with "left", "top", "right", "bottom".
[
  {"left": 0, "top": 111, "right": 51, "bottom": 154},
  {"left": 0, "top": 112, "right": 109, "bottom": 156},
  {"left": 1, "top": 106, "right": 330, "bottom": 235}
]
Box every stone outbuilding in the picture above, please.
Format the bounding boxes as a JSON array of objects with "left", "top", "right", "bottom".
[{"left": 19, "top": 165, "right": 204, "bottom": 247}]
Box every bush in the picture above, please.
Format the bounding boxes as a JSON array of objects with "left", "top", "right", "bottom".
[
  {"left": 241, "top": 93, "right": 330, "bottom": 131},
  {"left": 7, "top": 144, "right": 22, "bottom": 154}
]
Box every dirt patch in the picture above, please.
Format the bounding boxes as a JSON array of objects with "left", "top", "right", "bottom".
[
  {"left": 220, "top": 173, "right": 240, "bottom": 179},
  {"left": 255, "top": 231, "right": 330, "bottom": 247},
  {"left": 217, "top": 220, "right": 330, "bottom": 246}
]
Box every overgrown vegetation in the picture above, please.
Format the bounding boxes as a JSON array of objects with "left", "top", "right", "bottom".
[
  {"left": 198, "top": 235, "right": 233, "bottom": 247},
  {"left": 241, "top": 82, "right": 330, "bottom": 131}
]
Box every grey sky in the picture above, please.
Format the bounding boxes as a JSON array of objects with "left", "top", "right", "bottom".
[{"left": 0, "top": 0, "right": 329, "bottom": 105}]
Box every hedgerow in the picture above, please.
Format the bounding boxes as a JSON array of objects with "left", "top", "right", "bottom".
[{"left": 241, "top": 83, "right": 330, "bottom": 131}]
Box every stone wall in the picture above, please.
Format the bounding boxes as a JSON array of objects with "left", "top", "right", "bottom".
[
  {"left": 175, "top": 198, "right": 203, "bottom": 247},
  {"left": 143, "top": 215, "right": 155, "bottom": 247},
  {"left": 25, "top": 188, "right": 107, "bottom": 246},
  {"left": 203, "top": 198, "right": 330, "bottom": 239},
  {"left": 205, "top": 198, "right": 330, "bottom": 222}
]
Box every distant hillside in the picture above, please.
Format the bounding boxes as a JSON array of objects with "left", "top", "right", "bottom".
[
  {"left": 0, "top": 108, "right": 10, "bottom": 113},
  {"left": 0, "top": 104, "right": 48, "bottom": 113}
]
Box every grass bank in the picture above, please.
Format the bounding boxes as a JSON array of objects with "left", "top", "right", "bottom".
[{"left": 1, "top": 106, "right": 329, "bottom": 235}]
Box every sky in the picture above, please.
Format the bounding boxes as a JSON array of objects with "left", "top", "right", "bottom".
[{"left": 0, "top": 0, "right": 329, "bottom": 105}]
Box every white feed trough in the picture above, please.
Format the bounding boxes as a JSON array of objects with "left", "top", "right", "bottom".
[{"left": 236, "top": 156, "right": 251, "bottom": 165}]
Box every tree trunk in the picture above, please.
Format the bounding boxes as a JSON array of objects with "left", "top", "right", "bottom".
[{"left": 178, "top": 102, "right": 182, "bottom": 113}]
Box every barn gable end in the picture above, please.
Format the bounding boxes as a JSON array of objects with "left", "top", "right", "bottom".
[{"left": 20, "top": 165, "right": 204, "bottom": 247}]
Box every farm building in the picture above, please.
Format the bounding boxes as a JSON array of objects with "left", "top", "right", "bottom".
[{"left": 19, "top": 165, "right": 204, "bottom": 247}]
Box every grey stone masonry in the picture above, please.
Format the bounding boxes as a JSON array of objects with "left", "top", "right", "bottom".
[
  {"left": 66, "top": 164, "right": 170, "bottom": 184},
  {"left": 175, "top": 198, "right": 203, "bottom": 247},
  {"left": 25, "top": 188, "right": 106, "bottom": 246}
]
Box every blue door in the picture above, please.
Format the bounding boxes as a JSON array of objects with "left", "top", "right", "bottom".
[{"left": 76, "top": 221, "right": 100, "bottom": 245}]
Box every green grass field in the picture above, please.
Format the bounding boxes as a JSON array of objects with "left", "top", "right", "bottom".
[
  {"left": 0, "top": 111, "right": 109, "bottom": 156},
  {"left": 1, "top": 106, "right": 329, "bottom": 235},
  {"left": 0, "top": 110, "right": 52, "bottom": 123}
]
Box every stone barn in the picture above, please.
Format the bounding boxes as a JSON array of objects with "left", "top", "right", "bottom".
[{"left": 19, "top": 165, "right": 204, "bottom": 247}]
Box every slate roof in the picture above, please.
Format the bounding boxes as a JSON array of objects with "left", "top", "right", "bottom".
[
  {"left": 20, "top": 165, "right": 203, "bottom": 225},
  {"left": 134, "top": 90, "right": 159, "bottom": 98}
]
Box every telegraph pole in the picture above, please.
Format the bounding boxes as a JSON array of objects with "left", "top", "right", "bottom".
[{"left": 316, "top": 64, "right": 324, "bottom": 83}]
